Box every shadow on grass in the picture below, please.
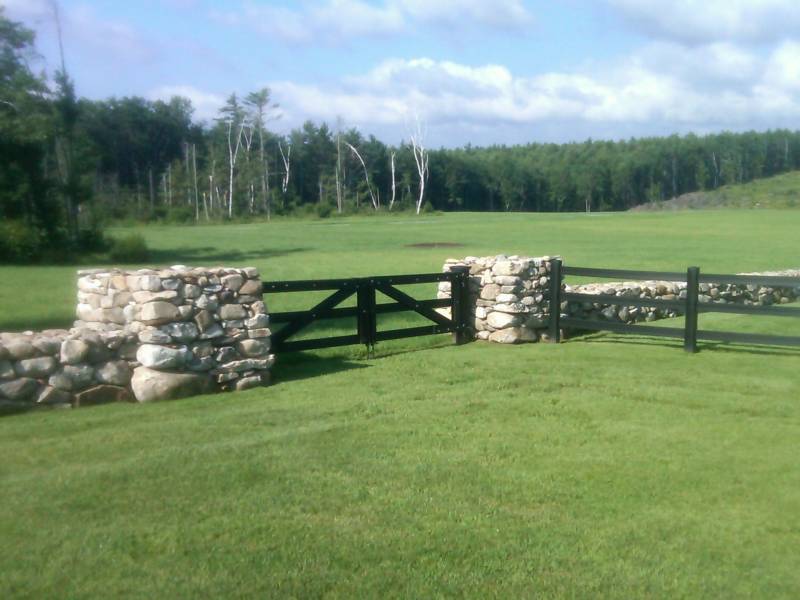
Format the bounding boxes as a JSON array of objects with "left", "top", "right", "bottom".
[
  {"left": 575, "top": 332, "right": 800, "bottom": 357},
  {"left": 145, "top": 246, "right": 309, "bottom": 266},
  {"left": 271, "top": 352, "right": 370, "bottom": 385},
  {"left": 0, "top": 315, "right": 74, "bottom": 333}
]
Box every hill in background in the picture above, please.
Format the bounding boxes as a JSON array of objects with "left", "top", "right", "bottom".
[{"left": 632, "top": 170, "right": 800, "bottom": 211}]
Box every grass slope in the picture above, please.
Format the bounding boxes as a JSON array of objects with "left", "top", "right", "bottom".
[
  {"left": 2, "top": 339, "right": 799, "bottom": 597},
  {"left": 1, "top": 211, "right": 800, "bottom": 597},
  {"left": 633, "top": 170, "right": 800, "bottom": 211}
]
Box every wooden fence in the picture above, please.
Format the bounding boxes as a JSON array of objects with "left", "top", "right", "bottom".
[{"left": 548, "top": 259, "right": 800, "bottom": 352}]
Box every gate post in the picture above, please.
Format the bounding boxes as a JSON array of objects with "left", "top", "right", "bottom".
[
  {"left": 548, "top": 259, "right": 563, "bottom": 343},
  {"left": 449, "top": 266, "right": 472, "bottom": 345},
  {"left": 357, "top": 279, "right": 377, "bottom": 353},
  {"left": 684, "top": 266, "right": 700, "bottom": 353}
]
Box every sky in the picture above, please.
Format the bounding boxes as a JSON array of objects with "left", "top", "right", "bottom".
[{"left": 4, "top": 0, "right": 800, "bottom": 147}]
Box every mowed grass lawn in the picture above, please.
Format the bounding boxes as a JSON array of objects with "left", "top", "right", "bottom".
[{"left": 2, "top": 210, "right": 800, "bottom": 598}]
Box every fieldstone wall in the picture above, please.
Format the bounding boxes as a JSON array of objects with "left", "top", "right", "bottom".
[
  {"left": 440, "top": 255, "right": 557, "bottom": 344},
  {"left": 0, "top": 329, "right": 135, "bottom": 409},
  {"left": 440, "top": 257, "right": 800, "bottom": 343},
  {"left": 567, "top": 269, "right": 800, "bottom": 324},
  {"left": 0, "top": 266, "right": 273, "bottom": 413}
]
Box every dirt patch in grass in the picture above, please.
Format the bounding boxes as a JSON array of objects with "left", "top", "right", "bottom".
[{"left": 405, "top": 242, "right": 465, "bottom": 248}]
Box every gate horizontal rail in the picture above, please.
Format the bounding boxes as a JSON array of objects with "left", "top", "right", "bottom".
[
  {"left": 263, "top": 268, "right": 472, "bottom": 353},
  {"left": 551, "top": 261, "right": 800, "bottom": 352}
]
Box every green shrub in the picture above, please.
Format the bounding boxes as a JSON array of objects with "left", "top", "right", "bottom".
[
  {"left": 76, "top": 228, "right": 110, "bottom": 253},
  {"left": 316, "top": 202, "right": 333, "bottom": 218},
  {"left": 0, "top": 221, "right": 44, "bottom": 262},
  {"left": 109, "top": 233, "right": 150, "bottom": 263}
]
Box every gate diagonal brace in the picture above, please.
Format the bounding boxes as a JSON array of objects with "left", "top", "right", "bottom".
[
  {"left": 375, "top": 283, "right": 453, "bottom": 329},
  {"left": 272, "top": 286, "right": 356, "bottom": 345}
]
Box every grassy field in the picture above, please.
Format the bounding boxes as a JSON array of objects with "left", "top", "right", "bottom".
[
  {"left": 2, "top": 210, "right": 800, "bottom": 598},
  {"left": 1, "top": 209, "right": 799, "bottom": 331},
  {"left": 634, "top": 170, "right": 800, "bottom": 211}
]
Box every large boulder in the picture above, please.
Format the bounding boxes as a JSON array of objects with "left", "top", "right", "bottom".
[
  {"left": 219, "top": 304, "right": 247, "bottom": 320},
  {"left": 0, "top": 360, "right": 15, "bottom": 380},
  {"left": 49, "top": 365, "right": 96, "bottom": 392},
  {"left": 13, "top": 356, "right": 58, "bottom": 379},
  {"left": 488, "top": 327, "right": 539, "bottom": 344},
  {"left": 0, "top": 378, "right": 40, "bottom": 402},
  {"left": 60, "top": 339, "right": 90, "bottom": 364},
  {"left": 5, "top": 340, "right": 36, "bottom": 361},
  {"left": 136, "top": 344, "right": 191, "bottom": 370},
  {"left": 236, "top": 338, "right": 270, "bottom": 358},
  {"left": 140, "top": 301, "right": 180, "bottom": 325},
  {"left": 486, "top": 311, "right": 522, "bottom": 329},
  {"left": 130, "top": 367, "right": 214, "bottom": 402},
  {"left": 95, "top": 360, "right": 133, "bottom": 386},
  {"left": 238, "top": 279, "right": 262, "bottom": 296}
]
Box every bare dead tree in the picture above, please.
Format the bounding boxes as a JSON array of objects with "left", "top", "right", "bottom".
[
  {"left": 245, "top": 89, "right": 278, "bottom": 220},
  {"left": 409, "top": 116, "right": 429, "bottom": 214},
  {"left": 184, "top": 142, "right": 192, "bottom": 206},
  {"left": 345, "top": 142, "right": 378, "bottom": 210},
  {"left": 191, "top": 144, "right": 203, "bottom": 221},
  {"left": 389, "top": 151, "right": 397, "bottom": 210},
  {"left": 335, "top": 117, "right": 344, "bottom": 213},
  {"left": 226, "top": 119, "right": 245, "bottom": 218},
  {"left": 278, "top": 141, "right": 291, "bottom": 193}
]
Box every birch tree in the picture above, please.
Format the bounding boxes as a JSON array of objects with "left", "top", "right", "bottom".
[
  {"left": 217, "top": 93, "right": 246, "bottom": 218},
  {"left": 389, "top": 151, "right": 397, "bottom": 210},
  {"left": 345, "top": 142, "right": 378, "bottom": 210},
  {"left": 245, "top": 88, "right": 277, "bottom": 219},
  {"left": 278, "top": 140, "right": 291, "bottom": 194},
  {"left": 409, "top": 116, "right": 429, "bottom": 214},
  {"left": 335, "top": 117, "right": 344, "bottom": 213}
]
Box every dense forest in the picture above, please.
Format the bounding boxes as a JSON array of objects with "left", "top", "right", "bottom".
[{"left": 3, "top": 9, "right": 800, "bottom": 260}]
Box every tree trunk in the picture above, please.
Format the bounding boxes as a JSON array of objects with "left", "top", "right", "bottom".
[{"left": 148, "top": 167, "right": 155, "bottom": 212}]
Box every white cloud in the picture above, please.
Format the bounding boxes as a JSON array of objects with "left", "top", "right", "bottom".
[
  {"left": 398, "top": 0, "right": 532, "bottom": 29},
  {"left": 262, "top": 43, "right": 800, "bottom": 145},
  {"left": 212, "top": 0, "right": 533, "bottom": 44},
  {"left": 609, "top": 0, "right": 800, "bottom": 44},
  {"left": 3, "top": 0, "right": 157, "bottom": 68},
  {"left": 763, "top": 41, "right": 800, "bottom": 92},
  {"left": 2, "top": 0, "right": 51, "bottom": 21}
]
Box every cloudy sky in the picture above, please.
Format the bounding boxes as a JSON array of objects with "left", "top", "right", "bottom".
[{"left": 4, "top": 0, "right": 800, "bottom": 146}]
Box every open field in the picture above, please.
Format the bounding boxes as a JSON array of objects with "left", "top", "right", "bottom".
[
  {"left": 634, "top": 170, "right": 800, "bottom": 211},
  {"left": 2, "top": 210, "right": 800, "bottom": 598},
  {"left": 1, "top": 209, "right": 800, "bottom": 330}
]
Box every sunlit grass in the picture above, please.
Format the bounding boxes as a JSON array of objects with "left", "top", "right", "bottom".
[{"left": 1, "top": 210, "right": 799, "bottom": 597}]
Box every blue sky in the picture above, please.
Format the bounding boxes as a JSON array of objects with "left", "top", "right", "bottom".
[{"left": 5, "top": 0, "right": 800, "bottom": 147}]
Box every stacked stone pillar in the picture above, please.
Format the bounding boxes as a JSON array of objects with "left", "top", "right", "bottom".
[{"left": 0, "top": 266, "right": 273, "bottom": 412}]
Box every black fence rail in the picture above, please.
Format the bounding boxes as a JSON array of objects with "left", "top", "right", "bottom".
[
  {"left": 548, "top": 260, "right": 800, "bottom": 352},
  {"left": 262, "top": 267, "right": 472, "bottom": 353}
]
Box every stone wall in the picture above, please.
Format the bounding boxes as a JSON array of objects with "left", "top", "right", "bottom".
[
  {"left": 440, "top": 256, "right": 800, "bottom": 343},
  {"left": 440, "top": 255, "right": 557, "bottom": 344},
  {"left": 567, "top": 269, "right": 800, "bottom": 324},
  {"left": 0, "top": 266, "right": 273, "bottom": 413}
]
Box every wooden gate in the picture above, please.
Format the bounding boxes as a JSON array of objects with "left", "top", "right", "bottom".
[{"left": 262, "top": 268, "right": 472, "bottom": 353}]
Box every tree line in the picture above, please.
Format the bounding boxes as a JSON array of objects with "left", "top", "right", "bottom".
[{"left": 3, "top": 8, "right": 800, "bottom": 260}]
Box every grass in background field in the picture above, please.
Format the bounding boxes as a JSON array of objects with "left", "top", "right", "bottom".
[{"left": 1, "top": 209, "right": 799, "bottom": 331}]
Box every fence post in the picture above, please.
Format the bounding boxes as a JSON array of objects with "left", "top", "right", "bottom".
[
  {"left": 684, "top": 266, "right": 700, "bottom": 353},
  {"left": 548, "top": 259, "right": 562, "bottom": 343},
  {"left": 357, "top": 279, "right": 376, "bottom": 353},
  {"left": 450, "top": 266, "right": 471, "bottom": 345}
]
